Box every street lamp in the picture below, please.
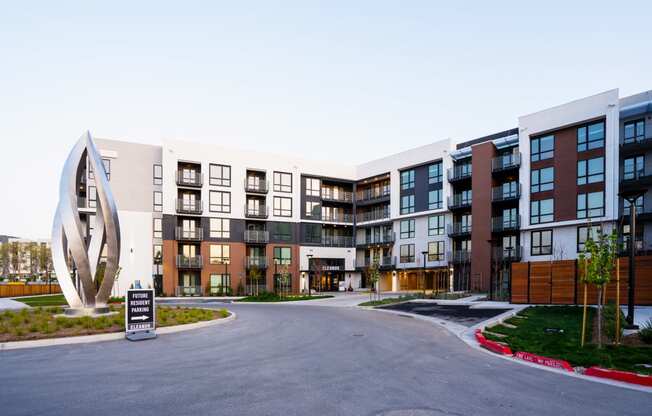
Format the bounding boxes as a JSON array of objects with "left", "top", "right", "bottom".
[
  {"left": 306, "top": 254, "right": 313, "bottom": 297},
  {"left": 421, "top": 251, "right": 428, "bottom": 295}
]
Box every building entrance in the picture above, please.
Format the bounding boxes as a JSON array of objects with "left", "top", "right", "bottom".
[{"left": 310, "top": 271, "right": 344, "bottom": 292}]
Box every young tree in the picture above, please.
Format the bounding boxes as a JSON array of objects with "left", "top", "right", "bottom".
[
  {"left": 0, "top": 243, "right": 9, "bottom": 279},
  {"left": 579, "top": 229, "right": 618, "bottom": 348},
  {"left": 277, "top": 264, "right": 291, "bottom": 299},
  {"left": 248, "top": 265, "right": 263, "bottom": 296},
  {"left": 366, "top": 261, "right": 381, "bottom": 301},
  {"left": 38, "top": 243, "right": 53, "bottom": 291},
  {"left": 28, "top": 242, "right": 39, "bottom": 277}
]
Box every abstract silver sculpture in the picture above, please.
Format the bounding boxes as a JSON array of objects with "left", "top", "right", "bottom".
[{"left": 52, "top": 132, "right": 121, "bottom": 315}]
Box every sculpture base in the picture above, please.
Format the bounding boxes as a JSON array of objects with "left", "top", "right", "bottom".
[{"left": 63, "top": 306, "right": 113, "bottom": 317}]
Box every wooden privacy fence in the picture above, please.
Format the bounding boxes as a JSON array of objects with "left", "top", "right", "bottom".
[
  {"left": 0, "top": 284, "right": 61, "bottom": 298},
  {"left": 511, "top": 256, "right": 652, "bottom": 305}
]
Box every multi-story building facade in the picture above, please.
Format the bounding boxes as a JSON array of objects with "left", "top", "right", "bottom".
[{"left": 74, "top": 88, "right": 651, "bottom": 299}]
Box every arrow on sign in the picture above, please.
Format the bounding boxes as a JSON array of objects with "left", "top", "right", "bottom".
[{"left": 132, "top": 315, "right": 149, "bottom": 321}]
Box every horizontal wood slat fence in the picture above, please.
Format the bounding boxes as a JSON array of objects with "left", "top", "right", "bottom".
[{"left": 0, "top": 284, "right": 61, "bottom": 298}]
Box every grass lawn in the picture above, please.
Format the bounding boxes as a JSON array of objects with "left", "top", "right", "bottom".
[
  {"left": 484, "top": 306, "right": 652, "bottom": 375},
  {"left": 16, "top": 294, "right": 68, "bottom": 307},
  {"left": 359, "top": 294, "right": 421, "bottom": 307},
  {"left": 237, "top": 293, "right": 334, "bottom": 302},
  {"left": 0, "top": 306, "right": 229, "bottom": 342}
]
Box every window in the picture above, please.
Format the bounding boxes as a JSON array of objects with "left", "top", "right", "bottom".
[
  {"left": 153, "top": 244, "right": 162, "bottom": 263},
  {"left": 428, "top": 241, "right": 445, "bottom": 261},
  {"left": 102, "top": 159, "right": 111, "bottom": 180},
  {"left": 209, "top": 274, "right": 231, "bottom": 295},
  {"left": 428, "top": 162, "right": 443, "bottom": 184},
  {"left": 624, "top": 119, "right": 645, "bottom": 144},
  {"left": 400, "top": 244, "right": 415, "bottom": 263},
  {"left": 531, "top": 167, "right": 554, "bottom": 193},
  {"left": 304, "top": 223, "right": 321, "bottom": 244},
  {"left": 272, "top": 196, "right": 292, "bottom": 217},
  {"left": 577, "top": 121, "right": 605, "bottom": 152},
  {"left": 459, "top": 214, "right": 472, "bottom": 233},
  {"left": 273, "top": 247, "right": 292, "bottom": 265},
  {"left": 153, "top": 191, "right": 162, "bottom": 212},
  {"left": 428, "top": 189, "right": 442, "bottom": 210},
  {"left": 577, "top": 157, "right": 604, "bottom": 185},
  {"left": 577, "top": 225, "right": 601, "bottom": 252},
  {"left": 530, "top": 199, "right": 554, "bottom": 224},
  {"left": 153, "top": 164, "right": 162, "bottom": 185},
  {"left": 273, "top": 171, "right": 292, "bottom": 193},
  {"left": 400, "top": 219, "right": 415, "bottom": 239},
  {"left": 401, "top": 195, "right": 415, "bottom": 214},
  {"left": 623, "top": 196, "right": 643, "bottom": 216},
  {"left": 428, "top": 215, "right": 445, "bottom": 236},
  {"left": 272, "top": 223, "right": 293, "bottom": 242},
  {"left": 88, "top": 186, "right": 97, "bottom": 208},
  {"left": 624, "top": 156, "right": 644, "bottom": 180},
  {"left": 305, "top": 201, "right": 320, "bottom": 218},
  {"left": 209, "top": 191, "right": 230, "bottom": 213},
  {"left": 531, "top": 230, "right": 552, "bottom": 255},
  {"left": 209, "top": 218, "right": 230, "bottom": 238},
  {"left": 577, "top": 191, "right": 604, "bottom": 219},
  {"left": 305, "top": 178, "right": 321, "bottom": 197},
  {"left": 209, "top": 244, "right": 230, "bottom": 264},
  {"left": 400, "top": 170, "right": 415, "bottom": 190},
  {"left": 209, "top": 164, "right": 231, "bottom": 187},
  {"left": 531, "top": 135, "right": 554, "bottom": 161},
  {"left": 153, "top": 218, "right": 162, "bottom": 239}
]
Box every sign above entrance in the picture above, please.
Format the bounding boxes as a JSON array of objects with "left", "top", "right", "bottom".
[{"left": 125, "top": 289, "right": 156, "bottom": 341}]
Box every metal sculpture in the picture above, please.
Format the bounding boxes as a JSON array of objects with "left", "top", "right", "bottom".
[{"left": 52, "top": 132, "right": 121, "bottom": 315}]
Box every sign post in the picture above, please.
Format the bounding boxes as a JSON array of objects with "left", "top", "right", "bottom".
[{"left": 125, "top": 288, "right": 156, "bottom": 341}]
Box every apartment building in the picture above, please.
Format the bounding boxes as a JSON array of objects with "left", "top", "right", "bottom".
[
  {"left": 0, "top": 236, "right": 52, "bottom": 279},
  {"left": 74, "top": 88, "right": 651, "bottom": 299}
]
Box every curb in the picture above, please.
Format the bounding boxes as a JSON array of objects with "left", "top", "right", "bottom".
[
  {"left": 0, "top": 311, "right": 236, "bottom": 351},
  {"left": 585, "top": 366, "right": 652, "bottom": 387}
]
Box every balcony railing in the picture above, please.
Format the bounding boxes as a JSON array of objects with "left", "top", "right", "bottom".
[
  {"left": 245, "top": 256, "right": 268, "bottom": 269},
  {"left": 175, "top": 286, "right": 203, "bottom": 296},
  {"left": 176, "top": 227, "right": 204, "bottom": 241},
  {"left": 447, "top": 223, "right": 471, "bottom": 237},
  {"left": 244, "top": 230, "right": 269, "bottom": 243},
  {"left": 356, "top": 256, "right": 396, "bottom": 269},
  {"left": 176, "top": 171, "right": 203, "bottom": 187},
  {"left": 356, "top": 232, "right": 395, "bottom": 246},
  {"left": 176, "top": 199, "right": 203, "bottom": 215},
  {"left": 77, "top": 197, "right": 87, "bottom": 208},
  {"left": 447, "top": 165, "right": 472, "bottom": 182},
  {"left": 244, "top": 205, "right": 269, "bottom": 219},
  {"left": 356, "top": 188, "right": 390, "bottom": 203},
  {"left": 448, "top": 195, "right": 472, "bottom": 210},
  {"left": 491, "top": 216, "right": 521, "bottom": 232},
  {"left": 622, "top": 169, "right": 652, "bottom": 182},
  {"left": 321, "top": 189, "right": 353, "bottom": 203},
  {"left": 321, "top": 212, "right": 354, "bottom": 223},
  {"left": 305, "top": 235, "right": 354, "bottom": 247},
  {"left": 492, "top": 152, "right": 521, "bottom": 172},
  {"left": 491, "top": 183, "right": 520, "bottom": 202},
  {"left": 622, "top": 135, "right": 652, "bottom": 146},
  {"left": 447, "top": 250, "right": 471, "bottom": 263},
  {"left": 176, "top": 255, "right": 203, "bottom": 269},
  {"left": 244, "top": 178, "right": 268, "bottom": 194},
  {"left": 356, "top": 209, "right": 391, "bottom": 223},
  {"left": 492, "top": 246, "right": 523, "bottom": 261}
]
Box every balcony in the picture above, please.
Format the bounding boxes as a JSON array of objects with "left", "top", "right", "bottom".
[
  {"left": 321, "top": 189, "right": 353, "bottom": 203},
  {"left": 492, "top": 152, "right": 521, "bottom": 172},
  {"left": 621, "top": 169, "right": 652, "bottom": 190},
  {"left": 176, "top": 227, "right": 203, "bottom": 241},
  {"left": 176, "top": 171, "right": 203, "bottom": 187},
  {"left": 447, "top": 251, "right": 471, "bottom": 264},
  {"left": 305, "top": 235, "right": 354, "bottom": 247},
  {"left": 322, "top": 212, "right": 354, "bottom": 223},
  {"left": 175, "top": 286, "right": 203, "bottom": 296},
  {"left": 77, "top": 197, "right": 88, "bottom": 209},
  {"left": 244, "top": 230, "right": 269, "bottom": 243},
  {"left": 491, "top": 216, "right": 521, "bottom": 232},
  {"left": 356, "top": 188, "right": 390, "bottom": 205},
  {"left": 176, "top": 199, "right": 203, "bottom": 215},
  {"left": 447, "top": 223, "right": 471, "bottom": 237},
  {"left": 492, "top": 246, "right": 523, "bottom": 261},
  {"left": 356, "top": 209, "right": 391, "bottom": 223},
  {"left": 448, "top": 195, "right": 472, "bottom": 210},
  {"left": 176, "top": 255, "right": 203, "bottom": 269},
  {"left": 356, "top": 256, "right": 396, "bottom": 269},
  {"left": 244, "top": 205, "right": 269, "bottom": 219},
  {"left": 245, "top": 256, "right": 268, "bottom": 269},
  {"left": 491, "top": 184, "right": 520, "bottom": 202},
  {"left": 244, "top": 179, "right": 268, "bottom": 194},
  {"left": 447, "top": 166, "right": 472, "bottom": 183},
  {"left": 356, "top": 232, "right": 396, "bottom": 247},
  {"left": 620, "top": 136, "right": 652, "bottom": 157}
]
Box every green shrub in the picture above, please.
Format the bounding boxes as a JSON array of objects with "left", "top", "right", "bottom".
[
  {"left": 640, "top": 319, "right": 652, "bottom": 344},
  {"left": 603, "top": 302, "right": 626, "bottom": 342},
  {"left": 219, "top": 309, "right": 229, "bottom": 318}
]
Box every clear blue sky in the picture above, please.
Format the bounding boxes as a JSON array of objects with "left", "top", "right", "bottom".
[{"left": 1, "top": 1, "right": 651, "bottom": 239}]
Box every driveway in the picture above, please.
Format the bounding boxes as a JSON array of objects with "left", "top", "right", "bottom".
[{"left": 0, "top": 303, "right": 650, "bottom": 415}]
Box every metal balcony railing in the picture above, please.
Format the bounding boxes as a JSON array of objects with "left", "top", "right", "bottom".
[
  {"left": 176, "top": 199, "right": 203, "bottom": 215},
  {"left": 175, "top": 286, "right": 203, "bottom": 296},
  {"left": 244, "top": 205, "right": 269, "bottom": 219},
  {"left": 356, "top": 209, "right": 391, "bottom": 223},
  {"left": 448, "top": 195, "right": 472, "bottom": 210},
  {"left": 622, "top": 169, "right": 652, "bottom": 182},
  {"left": 176, "top": 227, "right": 203, "bottom": 240},
  {"left": 356, "top": 256, "right": 396, "bottom": 268},
  {"left": 447, "top": 223, "right": 471, "bottom": 237},
  {"left": 356, "top": 187, "right": 390, "bottom": 203},
  {"left": 245, "top": 256, "right": 268, "bottom": 269},
  {"left": 176, "top": 255, "right": 203, "bottom": 269},
  {"left": 491, "top": 183, "right": 520, "bottom": 202},
  {"left": 447, "top": 250, "right": 471, "bottom": 263},
  {"left": 321, "top": 212, "right": 354, "bottom": 223},
  {"left": 244, "top": 178, "right": 269, "bottom": 193},
  {"left": 447, "top": 165, "right": 472, "bottom": 182},
  {"left": 321, "top": 189, "right": 353, "bottom": 203},
  {"left": 492, "top": 246, "right": 523, "bottom": 261},
  {"left": 491, "top": 216, "right": 521, "bottom": 232},
  {"left": 244, "top": 230, "right": 269, "bottom": 243},
  {"left": 492, "top": 152, "right": 521, "bottom": 172},
  {"left": 322, "top": 236, "right": 354, "bottom": 247},
  {"left": 176, "top": 171, "right": 203, "bottom": 187},
  {"left": 356, "top": 232, "right": 396, "bottom": 246}
]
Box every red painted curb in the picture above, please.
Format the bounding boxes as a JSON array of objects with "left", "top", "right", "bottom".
[
  {"left": 475, "top": 329, "right": 513, "bottom": 355},
  {"left": 514, "top": 351, "right": 574, "bottom": 372},
  {"left": 585, "top": 366, "right": 652, "bottom": 387}
]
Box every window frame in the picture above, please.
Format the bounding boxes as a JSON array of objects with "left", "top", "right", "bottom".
[
  {"left": 530, "top": 167, "right": 554, "bottom": 193},
  {"left": 428, "top": 189, "right": 442, "bottom": 210},
  {"left": 530, "top": 135, "right": 554, "bottom": 162},
  {"left": 209, "top": 244, "right": 230, "bottom": 265},
  {"left": 400, "top": 219, "right": 415, "bottom": 239},
  {"left": 209, "top": 217, "right": 230, "bottom": 238},
  {"left": 209, "top": 190, "right": 231, "bottom": 213},
  {"left": 577, "top": 121, "right": 605, "bottom": 152},
  {"left": 273, "top": 246, "right": 292, "bottom": 265},
  {"left": 577, "top": 225, "right": 601, "bottom": 253},
  {"left": 399, "top": 244, "right": 415, "bottom": 263},
  {"left": 273, "top": 196, "right": 292, "bottom": 217},
  {"left": 400, "top": 194, "right": 415, "bottom": 214},
  {"left": 531, "top": 229, "right": 553, "bottom": 256},
  {"left": 577, "top": 157, "right": 604, "bottom": 185},
  {"left": 153, "top": 191, "right": 163, "bottom": 212},
  {"left": 209, "top": 164, "right": 231, "bottom": 187},
  {"left": 153, "top": 164, "right": 163, "bottom": 185},
  {"left": 273, "top": 171, "right": 293, "bottom": 193},
  {"left": 624, "top": 119, "right": 646, "bottom": 144},
  {"left": 577, "top": 191, "right": 604, "bottom": 219},
  {"left": 428, "top": 214, "right": 445, "bottom": 236},
  {"left": 428, "top": 162, "right": 443, "bottom": 184},
  {"left": 153, "top": 218, "right": 162, "bottom": 239},
  {"left": 305, "top": 178, "right": 321, "bottom": 197},
  {"left": 427, "top": 241, "right": 445, "bottom": 261},
  {"left": 530, "top": 198, "right": 554, "bottom": 224},
  {"left": 400, "top": 170, "right": 415, "bottom": 190}
]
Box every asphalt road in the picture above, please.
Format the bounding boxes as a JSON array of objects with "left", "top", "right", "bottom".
[{"left": 1, "top": 303, "right": 650, "bottom": 416}]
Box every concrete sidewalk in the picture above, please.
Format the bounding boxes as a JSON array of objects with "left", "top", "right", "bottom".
[{"left": 0, "top": 298, "right": 29, "bottom": 311}]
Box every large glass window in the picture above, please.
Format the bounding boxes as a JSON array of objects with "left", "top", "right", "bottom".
[
  {"left": 88, "top": 186, "right": 97, "bottom": 208},
  {"left": 153, "top": 191, "right": 162, "bottom": 212},
  {"left": 577, "top": 191, "right": 604, "bottom": 219},
  {"left": 153, "top": 218, "right": 162, "bottom": 239},
  {"left": 623, "top": 196, "right": 644, "bottom": 216},
  {"left": 428, "top": 162, "right": 443, "bottom": 184},
  {"left": 624, "top": 119, "right": 645, "bottom": 144},
  {"left": 400, "top": 170, "right": 415, "bottom": 190},
  {"left": 209, "top": 244, "right": 230, "bottom": 264},
  {"left": 400, "top": 219, "right": 415, "bottom": 239},
  {"left": 273, "top": 171, "right": 292, "bottom": 193},
  {"left": 428, "top": 189, "right": 442, "bottom": 210},
  {"left": 209, "top": 191, "right": 231, "bottom": 213},
  {"left": 531, "top": 230, "right": 552, "bottom": 255},
  {"left": 305, "top": 178, "right": 321, "bottom": 197},
  {"left": 209, "top": 164, "right": 231, "bottom": 187},
  {"left": 531, "top": 167, "right": 554, "bottom": 193},
  {"left": 428, "top": 214, "right": 445, "bottom": 236},
  {"left": 401, "top": 195, "right": 415, "bottom": 214},
  {"left": 577, "top": 157, "right": 604, "bottom": 185},
  {"left": 624, "top": 156, "right": 644, "bottom": 180},
  {"left": 273, "top": 196, "right": 292, "bottom": 217},
  {"left": 273, "top": 247, "right": 292, "bottom": 265},
  {"left": 209, "top": 218, "right": 230, "bottom": 238},
  {"left": 577, "top": 121, "right": 605, "bottom": 151},
  {"left": 400, "top": 244, "right": 415, "bottom": 263},
  {"left": 530, "top": 199, "right": 554, "bottom": 224},
  {"left": 531, "top": 135, "right": 554, "bottom": 161},
  {"left": 577, "top": 225, "right": 601, "bottom": 252},
  {"left": 209, "top": 274, "right": 231, "bottom": 295},
  {"left": 153, "top": 244, "right": 162, "bottom": 263},
  {"left": 305, "top": 201, "right": 320, "bottom": 218},
  {"left": 427, "top": 241, "right": 445, "bottom": 261},
  {"left": 153, "top": 164, "right": 163, "bottom": 185}
]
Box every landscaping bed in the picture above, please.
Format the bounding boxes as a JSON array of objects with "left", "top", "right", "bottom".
[
  {"left": 0, "top": 306, "right": 229, "bottom": 342},
  {"left": 359, "top": 294, "right": 422, "bottom": 307},
  {"left": 16, "top": 294, "right": 125, "bottom": 307},
  {"left": 237, "top": 292, "right": 333, "bottom": 302},
  {"left": 483, "top": 306, "right": 652, "bottom": 375}
]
